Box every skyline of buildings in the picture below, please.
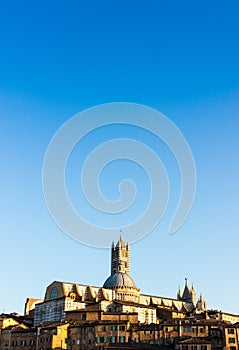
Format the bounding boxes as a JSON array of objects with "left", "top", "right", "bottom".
[
  {"left": 1, "top": 236, "right": 239, "bottom": 350},
  {"left": 1, "top": 233, "right": 238, "bottom": 316},
  {"left": 1, "top": 0, "right": 238, "bottom": 321},
  {"left": 31, "top": 236, "right": 208, "bottom": 327}
]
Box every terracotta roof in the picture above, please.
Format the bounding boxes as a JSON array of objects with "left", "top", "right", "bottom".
[
  {"left": 177, "top": 338, "right": 212, "bottom": 344},
  {"left": 114, "top": 300, "right": 155, "bottom": 309}
]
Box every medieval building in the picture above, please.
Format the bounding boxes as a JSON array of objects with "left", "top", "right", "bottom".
[
  {"left": 1, "top": 236, "right": 239, "bottom": 350},
  {"left": 32, "top": 236, "right": 206, "bottom": 327}
]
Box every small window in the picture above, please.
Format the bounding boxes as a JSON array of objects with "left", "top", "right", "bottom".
[
  {"left": 50, "top": 287, "right": 58, "bottom": 299},
  {"left": 110, "top": 336, "right": 116, "bottom": 343},
  {"left": 120, "top": 336, "right": 125, "bottom": 343},
  {"left": 70, "top": 292, "right": 76, "bottom": 300},
  {"left": 184, "top": 327, "right": 192, "bottom": 333},
  {"left": 228, "top": 329, "right": 235, "bottom": 334},
  {"left": 82, "top": 313, "right": 86, "bottom": 321},
  {"left": 229, "top": 338, "right": 236, "bottom": 344}
]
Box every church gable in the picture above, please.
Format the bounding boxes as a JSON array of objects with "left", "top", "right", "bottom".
[{"left": 44, "top": 281, "right": 66, "bottom": 301}]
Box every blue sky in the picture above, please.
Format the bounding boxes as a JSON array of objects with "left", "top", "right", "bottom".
[{"left": 0, "top": 0, "right": 239, "bottom": 314}]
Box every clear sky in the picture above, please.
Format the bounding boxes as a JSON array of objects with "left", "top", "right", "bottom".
[{"left": 0, "top": 0, "right": 239, "bottom": 315}]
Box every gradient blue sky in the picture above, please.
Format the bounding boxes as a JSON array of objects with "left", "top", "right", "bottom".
[{"left": 0, "top": 1, "right": 239, "bottom": 314}]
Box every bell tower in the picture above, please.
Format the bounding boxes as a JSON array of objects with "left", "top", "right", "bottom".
[{"left": 111, "top": 235, "right": 130, "bottom": 275}]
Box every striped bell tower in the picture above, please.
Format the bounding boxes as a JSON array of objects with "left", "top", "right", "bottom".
[{"left": 111, "top": 235, "right": 130, "bottom": 276}]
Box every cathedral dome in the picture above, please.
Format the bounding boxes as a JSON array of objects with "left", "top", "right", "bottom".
[{"left": 103, "top": 272, "right": 137, "bottom": 289}]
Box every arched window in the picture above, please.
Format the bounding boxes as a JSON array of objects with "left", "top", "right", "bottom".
[
  {"left": 70, "top": 292, "right": 76, "bottom": 300},
  {"left": 50, "top": 287, "right": 58, "bottom": 299}
]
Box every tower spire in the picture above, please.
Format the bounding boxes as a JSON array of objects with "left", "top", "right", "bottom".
[
  {"left": 177, "top": 285, "right": 182, "bottom": 300},
  {"left": 111, "top": 233, "right": 130, "bottom": 275}
]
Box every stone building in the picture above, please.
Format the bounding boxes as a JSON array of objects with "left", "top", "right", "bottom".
[
  {"left": 2, "top": 237, "right": 239, "bottom": 349},
  {"left": 36, "top": 322, "right": 68, "bottom": 350},
  {"left": 0, "top": 313, "right": 33, "bottom": 350},
  {"left": 224, "top": 323, "right": 239, "bottom": 350},
  {"left": 9, "top": 327, "right": 36, "bottom": 350},
  {"left": 33, "top": 237, "right": 203, "bottom": 328}
]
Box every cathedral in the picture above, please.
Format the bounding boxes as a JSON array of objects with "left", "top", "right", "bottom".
[
  {"left": 2, "top": 236, "right": 238, "bottom": 350},
  {"left": 32, "top": 236, "right": 207, "bottom": 326}
]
